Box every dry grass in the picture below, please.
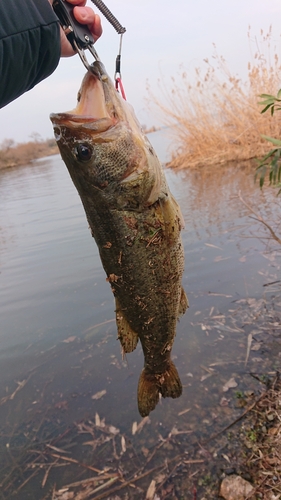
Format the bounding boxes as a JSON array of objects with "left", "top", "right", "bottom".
[
  {"left": 0, "top": 137, "right": 58, "bottom": 169},
  {"left": 150, "top": 27, "right": 281, "bottom": 169},
  {"left": 241, "top": 375, "right": 281, "bottom": 500}
]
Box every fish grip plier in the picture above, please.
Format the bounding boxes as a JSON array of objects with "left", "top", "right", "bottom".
[
  {"left": 53, "top": 0, "right": 100, "bottom": 69},
  {"left": 53, "top": 0, "right": 126, "bottom": 98}
]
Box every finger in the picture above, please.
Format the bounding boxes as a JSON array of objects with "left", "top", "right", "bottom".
[
  {"left": 66, "top": 0, "right": 87, "bottom": 6},
  {"left": 73, "top": 6, "right": 102, "bottom": 41}
]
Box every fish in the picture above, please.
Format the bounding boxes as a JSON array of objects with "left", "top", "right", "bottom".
[{"left": 50, "top": 61, "right": 188, "bottom": 417}]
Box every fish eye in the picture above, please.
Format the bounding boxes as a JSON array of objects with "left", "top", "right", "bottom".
[{"left": 75, "top": 144, "right": 92, "bottom": 161}]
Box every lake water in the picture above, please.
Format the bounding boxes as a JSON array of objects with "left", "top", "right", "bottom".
[{"left": 1, "top": 131, "right": 281, "bottom": 498}]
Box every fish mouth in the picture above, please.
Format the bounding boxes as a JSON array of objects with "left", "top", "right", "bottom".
[{"left": 50, "top": 61, "right": 119, "bottom": 130}]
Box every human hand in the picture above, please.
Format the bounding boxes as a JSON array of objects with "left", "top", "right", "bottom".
[{"left": 49, "top": 0, "right": 102, "bottom": 57}]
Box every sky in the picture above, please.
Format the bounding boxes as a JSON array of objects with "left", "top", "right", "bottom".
[{"left": 1, "top": 0, "right": 281, "bottom": 144}]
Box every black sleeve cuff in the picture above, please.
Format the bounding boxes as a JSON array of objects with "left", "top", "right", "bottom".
[{"left": 0, "top": 0, "right": 61, "bottom": 108}]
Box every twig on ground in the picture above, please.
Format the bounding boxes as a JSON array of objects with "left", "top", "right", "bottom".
[{"left": 238, "top": 191, "right": 281, "bottom": 245}]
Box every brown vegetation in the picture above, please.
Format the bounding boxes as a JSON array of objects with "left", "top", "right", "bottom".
[
  {"left": 0, "top": 134, "right": 58, "bottom": 169},
  {"left": 150, "top": 28, "right": 281, "bottom": 169},
  {"left": 240, "top": 375, "right": 281, "bottom": 500}
]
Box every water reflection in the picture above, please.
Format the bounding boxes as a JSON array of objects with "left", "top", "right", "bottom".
[{"left": 0, "top": 151, "right": 281, "bottom": 497}]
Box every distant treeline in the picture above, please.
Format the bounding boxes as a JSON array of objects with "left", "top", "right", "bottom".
[{"left": 0, "top": 134, "right": 58, "bottom": 169}]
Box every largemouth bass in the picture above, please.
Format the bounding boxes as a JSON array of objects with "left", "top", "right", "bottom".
[{"left": 50, "top": 61, "right": 188, "bottom": 417}]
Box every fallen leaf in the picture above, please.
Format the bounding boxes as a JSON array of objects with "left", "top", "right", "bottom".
[
  {"left": 223, "top": 377, "right": 238, "bottom": 392},
  {"left": 214, "top": 256, "right": 230, "bottom": 262},
  {"left": 268, "top": 427, "right": 278, "bottom": 436},
  {"left": 141, "top": 446, "right": 149, "bottom": 457},
  {"left": 62, "top": 336, "right": 76, "bottom": 343},
  {"left": 91, "top": 390, "right": 107, "bottom": 400},
  {"left": 220, "top": 397, "right": 230, "bottom": 407},
  {"left": 169, "top": 426, "right": 179, "bottom": 436},
  {"left": 262, "top": 253, "right": 276, "bottom": 262},
  {"left": 136, "top": 416, "right": 150, "bottom": 434},
  {"left": 201, "top": 373, "right": 213, "bottom": 382},
  {"left": 121, "top": 435, "right": 126, "bottom": 453},
  {"left": 146, "top": 480, "right": 156, "bottom": 500},
  {"left": 239, "top": 255, "right": 247, "bottom": 262},
  {"left": 244, "top": 390, "right": 254, "bottom": 397},
  {"left": 205, "top": 243, "right": 222, "bottom": 250},
  {"left": 178, "top": 408, "right": 191, "bottom": 416},
  {"left": 132, "top": 422, "right": 138, "bottom": 435},
  {"left": 245, "top": 333, "right": 252, "bottom": 366},
  {"left": 208, "top": 292, "right": 233, "bottom": 297},
  {"left": 251, "top": 343, "right": 262, "bottom": 351},
  {"left": 95, "top": 413, "right": 101, "bottom": 426},
  {"left": 60, "top": 493, "right": 74, "bottom": 500},
  {"left": 155, "top": 473, "right": 166, "bottom": 484},
  {"left": 54, "top": 400, "right": 68, "bottom": 410},
  {"left": 109, "top": 425, "right": 119, "bottom": 435}
]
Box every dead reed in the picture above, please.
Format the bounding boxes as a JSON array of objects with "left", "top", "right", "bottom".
[
  {"left": 150, "top": 28, "right": 281, "bottom": 169},
  {"left": 241, "top": 374, "right": 281, "bottom": 500},
  {"left": 0, "top": 137, "right": 58, "bottom": 169}
]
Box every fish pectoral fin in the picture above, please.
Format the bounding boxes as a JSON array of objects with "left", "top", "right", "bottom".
[
  {"left": 159, "top": 194, "right": 185, "bottom": 228},
  {"left": 178, "top": 287, "right": 189, "bottom": 317},
  {"left": 115, "top": 300, "right": 138, "bottom": 353},
  {"left": 137, "top": 361, "right": 182, "bottom": 417}
]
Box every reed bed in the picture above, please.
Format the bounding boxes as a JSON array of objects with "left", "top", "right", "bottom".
[
  {"left": 150, "top": 28, "right": 281, "bottom": 169},
  {"left": 0, "top": 137, "right": 58, "bottom": 169}
]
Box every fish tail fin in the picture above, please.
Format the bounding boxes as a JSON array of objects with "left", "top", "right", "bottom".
[
  {"left": 137, "top": 361, "right": 182, "bottom": 417},
  {"left": 137, "top": 370, "right": 160, "bottom": 417},
  {"left": 159, "top": 360, "right": 183, "bottom": 398}
]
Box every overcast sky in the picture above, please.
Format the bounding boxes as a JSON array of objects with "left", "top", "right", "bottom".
[{"left": 1, "top": 0, "right": 281, "bottom": 144}]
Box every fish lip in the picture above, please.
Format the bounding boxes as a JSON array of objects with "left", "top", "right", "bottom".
[
  {"left": 50, "top": 60, "right": 119, "bottom": 129},
  {"left": 89, "top": 62, "right": 102, "bottom": 79},
  {"left": 50, "top": 113, "right": 101, "bottom": 124}
]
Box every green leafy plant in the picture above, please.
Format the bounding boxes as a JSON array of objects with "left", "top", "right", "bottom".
[
  {"left": 259, "top": 89, "right": 281, "bottom": 116},
  {"left": 235, "top": 390, "right": 244, "bottom": 399},
  {"left": 256, "top": 90, "right": 281, "bottom": 193},
  {"left": 247, "top": 429, "right": 257, "bottom": 442}
]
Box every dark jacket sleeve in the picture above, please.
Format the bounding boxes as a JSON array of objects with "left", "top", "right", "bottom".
[{"left": 0, "top": 0, "right": 60, "bottom": 108}]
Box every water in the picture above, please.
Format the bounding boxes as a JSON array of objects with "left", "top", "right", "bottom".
[{"left": 1, "top": 135, "right": 281, "bottom": 497}]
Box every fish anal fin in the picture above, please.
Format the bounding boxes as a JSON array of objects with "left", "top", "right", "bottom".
[
  {"left": 137, "top": 361, "right": 182, "bottom": 417},
  {"left": 178, "top": 287, "right": 189, "bottom": 317},
  {"left": 115, "top": 300, "right": 138, "bottom": 353}
]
